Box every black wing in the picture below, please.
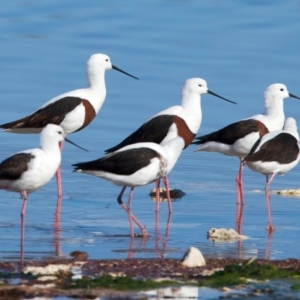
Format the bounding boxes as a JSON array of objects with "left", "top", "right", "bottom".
[
  {"left": 0, "top": 153, "right": 35, "bottom": 180},
  {"left": 192, "top": 119, "right": 261, "bottom": 145},
  {"left": 73, "top": 148, "right": 159, "bottom": 176},
  {"left": 105, "top": 115, "right": 175, "bottom": 153},
  {"left": 0, "top": 97, "right": 83, "bottom": 129},
  {"left": 244, "top": 133, "right": 299, "bottom": 164}
]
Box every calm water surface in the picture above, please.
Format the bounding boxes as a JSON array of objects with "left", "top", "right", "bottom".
[{"left": 0, "top": 1, "right": 300, "bottom": 261}]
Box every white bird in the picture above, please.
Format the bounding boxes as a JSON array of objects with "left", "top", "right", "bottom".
[
  {"left": 0, "top": 53, "right": 138, "bottom": 201},
  {"left": 73, "top": 136, "right": 186, "bottom": 238},
  {"left": 193, "top": 83, "right": 300, "bottom": 204},
  {"left": 105, "top": 78, "right": 236, "bottom": 214},
  {"left": 243, "top": 117, "right": 300, "bottom": 233},
  {"left": 0, "top": 124, "right": 67, "bottom": 260}
]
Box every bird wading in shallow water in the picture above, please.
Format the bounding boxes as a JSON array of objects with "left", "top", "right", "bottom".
[
  {"left": 105, "top": 78, "right": 236, "bottom": 215},
  {"left": 73, "top": 136, "right": 186, "bottom": 238},
  {"left": 243, "top": 117, "right": 300, "bottom": 233},
  {"left": 0, "top": 124, "right": 74, "bottom": 260},
  {"left": 0, "top": 53, "right": 138, "bottom": 206},
  {"left": 193, "top": 83, "right": 300, "bottom": 205}
]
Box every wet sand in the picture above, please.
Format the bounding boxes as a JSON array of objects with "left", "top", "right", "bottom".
[{"left": 1, "top": 257, "right": 300, "bottom": 299}]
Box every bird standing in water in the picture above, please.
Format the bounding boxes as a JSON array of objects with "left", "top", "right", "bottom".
[
  {"left": 105, "top": 78, "right": 235, "bottom": 215},
  {"left": 0, "top": 124, "right": 69, "bottom": 260},
  {"left": 0, "top": 53, "right": 138, "bottom": 206},
  {"left": 193, "top": 84, "right": 300, "bottom": 205},
  {"left": 73, "top": 136, "right": 186, "bottom": 238},
  {"left": 243, "top": 117, "right": 300, "bottom": 233}
]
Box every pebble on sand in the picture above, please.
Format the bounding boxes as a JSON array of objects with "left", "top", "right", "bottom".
[
  {"left": 273, "top": 189, "right": 300, "bottom": 196},
  {"left": 207, "top": 228, "right": 248, "bottom": 241},
  {"left": 253, "top": 189, "right": 300, "bottom": 196},
  {"left": 23, "top": 264, "right": 71, "bottom": 276},
  {"left": 181, "top": 246, "right": 206, "bottom": 267},
  {"left": 149, "top": 187, "right": 186, "bottom": 201}
]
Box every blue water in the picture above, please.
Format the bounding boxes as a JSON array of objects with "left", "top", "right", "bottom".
[{"left": 1, "top": 1, "right": 300, "bottom": 261}]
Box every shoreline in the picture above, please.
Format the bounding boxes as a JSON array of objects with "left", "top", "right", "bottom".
[{"left": 1, "top": 257, "right": 300, "bottom": 298}]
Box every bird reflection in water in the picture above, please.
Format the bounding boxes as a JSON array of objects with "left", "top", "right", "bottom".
[
  {"left": 235, "top": 201, "right": 275, "bottom": 260},
  {"left": 53, "top": 196, "right": 62, "bottom": 257},
  {"left": 127, "top": 213, "right": 172, "bottom": 259}
]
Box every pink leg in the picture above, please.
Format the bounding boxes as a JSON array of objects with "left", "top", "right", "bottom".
[
  {"left": 235, "top": 165, "right": 241, "bottom": 204},
  {"left": 55, "top": 141, "right": 64, "bottom": 200},
  {"left": 20, "top": 191, "right": 28, "bottom": 262},
  {"left": 236, "top": 160, "right": 245, "bottom": 205},
  {"left": 163, "top": 176, "right": 172, "bottom": 214},
  {"left": 265, "top": 173, "right": 276, "bottom": 233},
  {"left": 117, "top": 187, "right": 149, "bottom": 237},
  {"left": 127, "top": 187, "right": 135, "bottom": 238},
  {"left": 155, "top": 180, "right": 160, "bottom": 232},
  {"left": 155, "top": 179, "right": 160, "bottom": 213},
  {"left": 235, "top": 203, "right": 244, "bottom": 234}
]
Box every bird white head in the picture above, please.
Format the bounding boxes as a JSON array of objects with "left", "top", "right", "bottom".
[
  {"left": 183, "top": 78, "right": 208, "bottom": 95},
  {"left": 264, "top": 83, "right": 300, "bottom": 114},
  {"left": 40, "top": 124, "right": 88, "bottom": 152},
  {"left": 86, "top": 54, "right": 112, "bottom": 87},
  {"left": 182, "top": 78, "right": 236, "bottom": 104},
  {"left": 264, "top": 84, "right": 289, "bottom": 101},
  {"left": 265, "top": 83, "right": 300, "bottom": 102},
  {"left": 40, "top": 124, "right": 64, "bottom": 149},
  {"left": 87, "top": 53, "right": 138, "bottom": 87},
  {"left": 87, "top": 53, "right": 113, "bottom": 72}
]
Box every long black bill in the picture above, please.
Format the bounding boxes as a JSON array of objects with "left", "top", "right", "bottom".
[
  {"left": 207, "top": 90, "right": 237, "bottom": 104},
  {"left": 112, "top": 65, "right": 139, "bottom": 80},
  {"left": 65, "top": 137, "right": 88, "bottom": 152},
  {"left": 289, "top": 93, "right": 300, "bottom": 100}
]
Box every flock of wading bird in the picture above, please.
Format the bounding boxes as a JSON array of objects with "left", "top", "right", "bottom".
[{"left": 0, "top": 53, "right": 300, "bottom": 257}]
